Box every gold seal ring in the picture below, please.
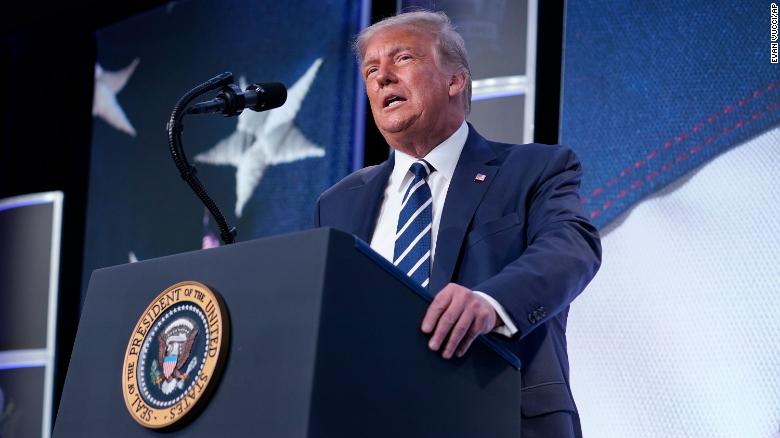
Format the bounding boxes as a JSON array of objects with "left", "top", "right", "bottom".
[{"left": 121, "top": 281, "right": 229, "bottom": 429}]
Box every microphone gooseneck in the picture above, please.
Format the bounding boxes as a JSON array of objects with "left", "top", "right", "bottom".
[
  {"left": 167, "top": 73, "right": 236, "bottom": 244},
  {"left": 167, "top": 74, "right": 288, "bottom": 245}
]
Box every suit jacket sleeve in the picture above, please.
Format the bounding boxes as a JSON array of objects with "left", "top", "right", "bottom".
[{"left": 474, "top": 146, "right": 602, "bottom": 338}]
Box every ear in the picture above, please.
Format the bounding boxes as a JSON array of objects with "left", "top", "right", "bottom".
[{"left": 447, "top": 69, "right": 468, "bottom": 98}]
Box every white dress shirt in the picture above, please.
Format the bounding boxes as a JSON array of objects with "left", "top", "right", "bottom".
[{"left": 369, "top": 121, "right": 518, "bottom": 337}]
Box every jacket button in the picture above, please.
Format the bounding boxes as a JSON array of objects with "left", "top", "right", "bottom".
[{"left": 528, "top": 307, "right": 546, "bottom": 324}]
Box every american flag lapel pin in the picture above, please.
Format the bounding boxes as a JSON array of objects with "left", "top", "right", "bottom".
[{"left": 474, "top": 173, "right": 487, "bottom": 182}]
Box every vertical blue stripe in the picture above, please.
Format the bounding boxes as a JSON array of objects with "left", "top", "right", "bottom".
[{"left": 350, "top": 0, "right": 372, "bottom": 171}]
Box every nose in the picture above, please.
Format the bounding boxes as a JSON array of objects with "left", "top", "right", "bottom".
[{"left": 374, "top": 62, "right": 396, "bottom": 87}]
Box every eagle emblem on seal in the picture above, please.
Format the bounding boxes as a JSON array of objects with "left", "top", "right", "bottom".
[{"left": 150, "top": 317, "right": 199, "bottom": 395}]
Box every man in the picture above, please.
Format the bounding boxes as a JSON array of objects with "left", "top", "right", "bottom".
[{"left": 314, "top": 10, "right": 601, "bottom": 437}]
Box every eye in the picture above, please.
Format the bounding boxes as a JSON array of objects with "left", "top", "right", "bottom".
[
  {"left": 365, "top": 67, "right": 378, "bottom": 77},
  {"left": 397, "top": 54, "right": 412, "bottom": 62}
]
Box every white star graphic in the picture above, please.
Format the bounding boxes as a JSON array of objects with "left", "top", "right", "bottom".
[
  {"left": 194, "top": 58, "right": 325, "bottom": 217},
  {"left": 92, "top": 58, "right": 139, "bottom": 136}
]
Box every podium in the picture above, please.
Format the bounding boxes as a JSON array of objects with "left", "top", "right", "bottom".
[{"left": 54, "top": 228, "right": 521, "bottom": 437}]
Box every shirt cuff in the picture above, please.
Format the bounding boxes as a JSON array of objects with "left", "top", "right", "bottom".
[{"left": 473, "top": 291, "right": 519, "bottom": 337}]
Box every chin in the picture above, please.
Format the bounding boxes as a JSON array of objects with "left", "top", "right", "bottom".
[
  {"left": 376, "top": 115, "right": 418, "bottom": 135},
  {"left": 379, "top": 124, "right": 407, "bottom": 135}
]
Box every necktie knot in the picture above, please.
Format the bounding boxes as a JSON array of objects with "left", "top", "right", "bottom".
[
  {"left": 410, "top": 160, "right": 434, "bottom": 180},
  {"left": 403, "top": 160, "right": 435, "bottom": 204}
]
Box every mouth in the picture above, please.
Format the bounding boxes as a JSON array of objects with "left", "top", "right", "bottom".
[{"left": 382, "top": 94, "right": 407, "bottom": 109}]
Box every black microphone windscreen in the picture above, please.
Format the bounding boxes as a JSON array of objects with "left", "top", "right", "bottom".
[{"left": 251, "top": 82, "right": 287, "bottom": 111}]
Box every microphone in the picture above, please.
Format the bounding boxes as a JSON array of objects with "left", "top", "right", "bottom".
[{"left": 187, "top": 82, "right": 287, "bottom": 116}]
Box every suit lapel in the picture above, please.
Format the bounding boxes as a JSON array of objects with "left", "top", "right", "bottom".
[
  {"left": 343, "top": 155, "right": 394, "bottom": 242},
  {"left": 430, "top": 127, "right": 498, "bottom": 293}
]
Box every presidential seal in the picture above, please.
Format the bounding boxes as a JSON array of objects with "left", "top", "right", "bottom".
[{"left": 122, "top": 281, "right": 229, "bottom": 429}]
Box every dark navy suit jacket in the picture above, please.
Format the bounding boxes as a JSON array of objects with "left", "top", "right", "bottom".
[{"left": 314, "top": 125, "right": 601, "bottom": 436}]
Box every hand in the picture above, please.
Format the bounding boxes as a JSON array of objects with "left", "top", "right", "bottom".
[{"left": 421, "top": 283, "right": 498, "bottom": 359}]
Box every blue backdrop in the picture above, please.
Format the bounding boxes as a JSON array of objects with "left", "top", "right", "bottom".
[{"left": 83, "top": 0, "right": 365, "bottom": 301}]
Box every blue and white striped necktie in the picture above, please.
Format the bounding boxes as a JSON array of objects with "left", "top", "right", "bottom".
[{"left": 394, "top": 160, "right": 435, "bottom": 289}]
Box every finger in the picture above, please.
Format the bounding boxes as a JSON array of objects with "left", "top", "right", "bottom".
[
  {"left": 455, "top": 324, "right": 482, "bottom": 358},
  {"left": 443, "top": 310, "right": 475, "bottom": 359},
  {"left": 457, "top": 312, "right": 491, "bottom": 357},
  {"left": 421, "top": 288, "right": 453, "bottom": 333},
  {"left": 428, "top": 295, "right": 465, "bottom": 351}
]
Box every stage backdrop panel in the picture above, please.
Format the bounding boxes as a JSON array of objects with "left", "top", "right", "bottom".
[
  {"left": 560, "top": 1, "right": 780, "bottom": 437},
  {"left": 403, "top": 0, "right": 538, "bottom": 144},
  {"left": 83, "top": 0, "right": 366, "bottom": 302},
  {"left": 0, "top": 192, "right": 62, "bottom": 438}
]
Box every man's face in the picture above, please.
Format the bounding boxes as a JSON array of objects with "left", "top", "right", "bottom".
[{"left": 361, "top": 26, "right": 456, "bottom": 141}]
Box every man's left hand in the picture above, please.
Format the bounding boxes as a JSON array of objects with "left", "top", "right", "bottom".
[{"left": 421, "top": 283, "right": 498, "bottom": 359}]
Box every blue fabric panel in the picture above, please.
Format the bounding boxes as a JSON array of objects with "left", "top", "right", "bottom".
[{"left": 561, "top": 1, "right": 780, "bottom": 228}]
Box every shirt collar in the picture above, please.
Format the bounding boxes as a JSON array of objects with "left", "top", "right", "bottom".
[{"left": 390, "top": 120, "right": 469, "bottom": 192}]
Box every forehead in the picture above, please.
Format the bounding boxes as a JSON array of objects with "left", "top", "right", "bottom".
[{"left": 362, "top": 26, "right": 436, "bottom": 62}]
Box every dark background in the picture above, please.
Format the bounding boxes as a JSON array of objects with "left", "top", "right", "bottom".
[{"left": 0, "top": 0, "right": 564, "bottom": 424}]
